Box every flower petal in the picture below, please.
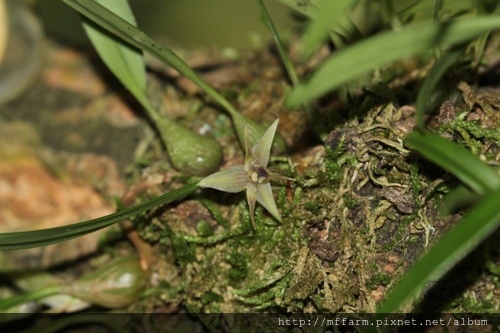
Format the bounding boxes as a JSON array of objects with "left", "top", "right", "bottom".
[
  {"left": 244, "top": 125, "right": 253, "bottom": 169},
  {"left": 256, "top": 183, "right": 282, "bottom": 222},
  {"left": 246, "top": 183, "right": 257, "bottom": 228},
  {"left": 198, "top": 165, "right": 247, "bottom": 193},
  {"left": 252, "top": 119, "right": 279, "bottom": 167}
]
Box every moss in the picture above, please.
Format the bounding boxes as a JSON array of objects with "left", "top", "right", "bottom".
[
  {"left": 125, "top": 38, "right": 500, "bottom": 316},
  {"left": 198, "top": 198, "right": 230, "bottom": 228},
  {"left": 165, "top": 224, "right": 196, "bottom": 267},
  {"left": 201, "top": 291, "right": 223, "bottom": 304},
  {"left": 304, "top": 201, "right": 321, "bottom": 215},
  {"left": 196, "top": 220, "right": 214, "bottom": 237},
  {"left": 324, "top": 137, "right": 347, "bottom": 185},
  {"left": 226, "top": 250, "right": 249, "bottom": 282},
  {"left": 366, "top": 273, "right": 391, "bottom": 290}
]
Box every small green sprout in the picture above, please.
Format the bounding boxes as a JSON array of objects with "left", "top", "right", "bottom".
[{"left": 198, "top": 119, "right": 285, "bottom": 227}]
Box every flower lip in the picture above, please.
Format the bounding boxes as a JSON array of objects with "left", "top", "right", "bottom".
[{"left": 249, "top": 166, "right": 270, "bottom": 184}]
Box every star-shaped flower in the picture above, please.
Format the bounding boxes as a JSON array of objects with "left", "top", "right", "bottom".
[{"left": 198, "top": 119, "right": 283, "bottom": 227}]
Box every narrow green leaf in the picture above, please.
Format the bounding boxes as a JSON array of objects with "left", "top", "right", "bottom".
[
  {"left": 400, "top": 0, "right": 484, "bottom": 19},
  {"left": 275, "top": 0, "right": 318, "bottom": 17},
  {"left": 0, "top": 183, "right": 199, "bottom": 251},
  {"left": 257, "top": 0, "right": 299, "bottom": 86},
  {"left": 256, "top": 0, "right": 322, "bottom": 144},
  {"left": 405, "top": 131, "right": 500, "bottom": 194},
  {"left": 78, "top": 0, "right": 222, "bottom": 175},
  {"left": 62, "top": 0, "right": 237, "bottom": 117},
  {"left": 276, "top": 0, "right": 359, "bottom": 47},
  {"left": 302, "top": 0, "right": 356, "bottom": 58},
  {"left": 63, "top": 0, "right": 285, "bottom": 156},
  {"left": 287, "top": 16, "right": 500, "bottom": 106},
  {"left": 415, "top": 49, "right": 461, "bottom": 129},
  {"left": 433, "top": 0, "right": 443, "bottom": 21},
  {"left": 441, "top": 185, "right": 481, "bottom": 215},
  {"left": 81, "top": 0, "right": 146, "bottom": 97},
  {"left": 377, "top": 188, "right": 500, "bottom": 312},
  {"left": 0, "top": 286, "right": 61, "bottom": 311},
  {"left": 231, "top": 112, "right": 286, "bottom": 155}
]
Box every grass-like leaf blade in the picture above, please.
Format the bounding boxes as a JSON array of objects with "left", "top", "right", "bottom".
[
  {"left": 62, "top": 0, "right": 285, "bottom": 154},
  {"left": 62, "top": 0, "right": 237, "bottom": 117},
  {"left": 257, "top": 0, "right": 298, "bottom": 86},
  {"left": 78, "top": 0, "right": 222, "bottom": 176},
  {"left": 415, "top": 49, "right": 461, "bottom": 129},
  {"left": 377, "top": 188, "right": 500, "bottom": 312},
  {"left": 0, "top": 183, "right": 198, "bottom": 251},
  {"left": 301, "top": 0, "right": 356, "bottom": 58},
  {"left": 441, "top": 185, "right": 481, "bottom": 215},
  {"left": 287, "top": 16, "right": 500, "bottom": 106},
  {"left": 405, "top": 131, "right": 500, "bottom": 194},
  {"left": 81, "top": 0, "right": 146, "bottom": 102}
]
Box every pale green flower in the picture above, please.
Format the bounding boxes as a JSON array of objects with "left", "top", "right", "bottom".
[{"left": 198, "top": 119, "right": 283, "bottom": 227}]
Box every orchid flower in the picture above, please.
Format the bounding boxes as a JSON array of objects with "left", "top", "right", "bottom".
[{"left": 198, "top": 119, "right": 283, "bottom": 227}]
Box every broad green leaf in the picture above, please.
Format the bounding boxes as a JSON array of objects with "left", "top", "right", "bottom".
[
  {"left": 287, "top": 16, "right": 500, "bottom": 106},
  {"left": 415, "top": 49, "right": 461, "bottom": 129},
  {"left": 0, "top": 183, "right": 198, "bottom": 251},
  {"left": 405, "top": 131, "right": 500, "bottom": 194},
  {"left": 63, "top": 0, "right": 225, "bottom": 110},
  {"left": 377, "top": 188, "right": 500, "bottom": 312}
]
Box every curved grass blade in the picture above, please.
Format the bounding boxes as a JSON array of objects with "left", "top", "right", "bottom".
[
  {"left": 405, "top": 131, "right": 500, "bottom": 194},
  {"left": 0, "top": 0, "right": 8, "bottom": 65},
  {"left": 62, "top": 0, "right": 285, "bottom": 154},
  {"left": 257, "top": 0, "right": 319, "bottom": 140},
  {"left": 82, "top": 0, "right": 146, "bottom": 96},
  {"left": 257, "top": 0, "right": 298, "bottom": 86},
  {"left": 377, "top": 188, "right": 500, "bottom": 312},
  {"left": 0, "top": 183, "right": 199, "bottom": 251},
  {"left": 441, "top": 185, "right": 480, "bottom": 215},
  {"left": 0, "top": 286, "right": 60, "bottom": 311},
  {"left": 79, "top": 0, "right": 221, "bottom": 175},
  {"left": 415, "top": 49, "right": 461, "bottom": 130},
  {"left": 62, "top": 0, "right": 235, "bottom": 115},
  {"left": 401, "top": 0, "right": 486, "bottom": 19},
  {"left": 433, "top": 0, "right": 443, "bottom": 21},
  {"left": 287, "top": 16, "right": 500, "bottom": 106},
  {"left": 275, "top": 0, "right": 318, "bottom": 17},
  {"left": 301, "top": 0, "right": 356, "bottom": 58},
  {"left": 63, "top": 1, "right": 227, "bottom": 117}
]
